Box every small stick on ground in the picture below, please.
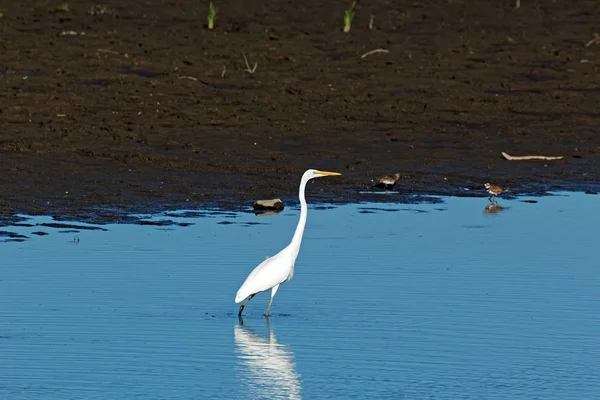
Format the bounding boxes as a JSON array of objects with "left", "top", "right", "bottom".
[
  {"left": 515, "top": 0, "right": 520, "bottom": 9},
  {"left": 60, "top": 30, "right": 85, "bottom": 36},
  {"left": 502, "top": 151, "right": 563, "bottom": 161},
  {"left": 361, "top": 48, "right": 389, "bottom": 59},
  {"left": 221, "top": 65, "right": 227, "bottom": 78},
  {"left": 368, "top": 15, "right": 374, "bottom": 30},
  {"left": 243, "top": 54, "right": 257, "bottom": 74},
  {"left": 585, "top": 33, "right": 600, "bottom": 47},
  {"left": 178, "top": 76, "right": 198, "bottom": 81},
  {"left": 97, "top": 49, "right": 119, "bottom": 55}
]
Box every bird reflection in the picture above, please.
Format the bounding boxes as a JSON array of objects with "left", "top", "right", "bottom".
[
  {"left": 484, "top": 202, "right": 506, "bottom": 214},
  {"left": 254, "top": 210, "right": 283, "bottom": 217},
  {"left": 234, "top": 317, "right": 302, "bottom": 400}
]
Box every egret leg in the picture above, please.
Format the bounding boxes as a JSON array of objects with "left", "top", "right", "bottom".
[
  {"left": 238, "top": 293, "right": 256, "bottom": 317},
  {"left": 265, "top": 284, "right": 280, "bottom": 317}
]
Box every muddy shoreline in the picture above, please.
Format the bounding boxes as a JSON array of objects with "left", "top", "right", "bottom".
[{"left": 1, "top": 0, "right": 599, "bottom": 224}]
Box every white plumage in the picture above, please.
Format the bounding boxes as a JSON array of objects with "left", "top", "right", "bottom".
[
  {"left": 235, "top": 169, "right": 341, "bottom": 317},
  {"left": 235, "top": 250, "right": 294, "bottom": 303}
]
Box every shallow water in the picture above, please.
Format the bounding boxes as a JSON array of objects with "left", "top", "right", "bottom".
[{"left": 1, "top": 193, "right": 598, "bottom": 399}]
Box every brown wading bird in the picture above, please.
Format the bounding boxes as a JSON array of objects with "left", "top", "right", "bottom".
[
  {"left": 484, "top": 183, "right": 508, "bottom": 203},
  {"left": 374, "top": 173, "right": 401, "bottom": 190}
]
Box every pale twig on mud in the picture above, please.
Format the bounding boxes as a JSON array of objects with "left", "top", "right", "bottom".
[
  {"left": 502, "top": 151, "right": 563, "bottom": 161},
  {"left": 60, "top": 30, "right": 85, "bottom": 36},
  {"left": 243, "top": 54, "right": 257, "bottom": 74},
  {"left": 585, "top": 33, "right": 600, "bottom": 47},
  {"left": 361, "top": 48, "right": 389, "bottom": 59},
  {"left": 515, "top": 0, "right": 520, "bottom": 9},
  {"left": 178, "top": 76, "right": 198, "bottom": 81},
  {"left": 221, "top": 65, "right": 227, "bottom": 78},
  {"left": 368, "top": 15, "right": 374, "bottom": 30},
  {"left": 97, "top": 48, "right": 119, "bottom": 54}
]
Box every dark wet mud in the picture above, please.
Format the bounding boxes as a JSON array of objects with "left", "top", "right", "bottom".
[{"left": 1, "top": 0, "right": 599, "bottom": 223}]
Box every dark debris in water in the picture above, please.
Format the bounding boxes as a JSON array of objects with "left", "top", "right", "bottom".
[
  {"left": 31, "top": 231, "right": 49, "bottom": 236},
  {"left": 359, "top": 207, "right": 403, "bottom": 213},
  {"left": 163, "top": 211, "right": 209, "bottom": 218},
  {"left": 163, "top": 209, "right": 239, "bottom": 219},
  {"left": 0, "top": 230, "right": 28, "bottom": 239},
  {"left": 243, "top": 222, "right": 269, "bottom": 226},
  {"left": 136, "top": 219, "right": 195, "bottom": 227},
  {"left": 314, "top": 205, "right": 337, "bottom": 210},
  {"left": 358, "top": 207, "right": 429, "bottom": 214},
  {"left": 0, "top": 215, "right": 32, "bottom": 227},
  {"left": 39, "top": 222, "right": 107, "bottom": 231}
]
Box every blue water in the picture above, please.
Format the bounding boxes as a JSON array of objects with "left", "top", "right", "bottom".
[{"left": 1, "top": 193, "right": 598, "bottom": 399}]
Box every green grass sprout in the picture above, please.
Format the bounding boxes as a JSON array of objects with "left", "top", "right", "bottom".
[
  {"left": 207, "top": 2, "right": 216, "bottom": 30},
  {"left": 343, "top": 0, "right": 358, "bottom": 33}
]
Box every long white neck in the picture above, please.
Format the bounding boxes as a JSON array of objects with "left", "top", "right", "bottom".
[{"left": 288, "top": 176, "right": 309, "bottom": 258}]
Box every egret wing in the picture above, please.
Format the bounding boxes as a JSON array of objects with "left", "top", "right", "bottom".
[{"left": 235, "top": 250, "right": 293, "bottom": 303}]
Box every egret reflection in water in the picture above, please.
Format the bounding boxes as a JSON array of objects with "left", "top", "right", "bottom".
[{"left": 234, "top": 318, "right": 302, "bottom": 400}]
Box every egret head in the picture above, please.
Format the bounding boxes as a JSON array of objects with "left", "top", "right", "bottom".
[{"left": 304, "top": 169, "right": 342, "bottom": 181}]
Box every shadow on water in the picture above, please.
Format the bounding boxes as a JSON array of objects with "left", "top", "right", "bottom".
[{"left": 235, "top": 317, "right": 301, "bottom": 400}]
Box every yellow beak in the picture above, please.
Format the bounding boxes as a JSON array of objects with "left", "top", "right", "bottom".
[{"left": 316, "top": 170, "right": 342, "bottom": 176}]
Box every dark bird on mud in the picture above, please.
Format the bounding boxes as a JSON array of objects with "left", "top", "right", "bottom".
[
  {"left": 484, "top": 183, "right": 508, "bottom": 203},
  {"left": 373, "top": 173, "right": 401, "bottom": 190}
]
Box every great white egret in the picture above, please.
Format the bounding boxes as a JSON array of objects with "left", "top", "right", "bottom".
[
  {"left": 235, "top": 169, "right": 341, "bottom": 317},
  {"left": 484, "top": 183, "right": 507, "bottom": 203}
]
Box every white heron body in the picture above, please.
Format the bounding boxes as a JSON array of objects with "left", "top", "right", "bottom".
[
  {"left": 235, "top": 169, "right": 341, "bottom": 317},
  {"left": 235, "top": 249, "right": 295, "bottom": 303}
]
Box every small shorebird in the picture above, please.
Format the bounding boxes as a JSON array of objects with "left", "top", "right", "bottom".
[
  {"left": 484, "top": 183, "right": 507, "bottom": 203},
  {"left": 374, "top": 173, "right": 401, "bottom": 190}
]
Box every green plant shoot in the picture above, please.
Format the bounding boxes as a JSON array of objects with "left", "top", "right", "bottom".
[
  {"left": 207, "top": 2, "right": 216, "bottom": 30},
  {"left": 343, "top": 0, "right": 358, "bottom": 33}
]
